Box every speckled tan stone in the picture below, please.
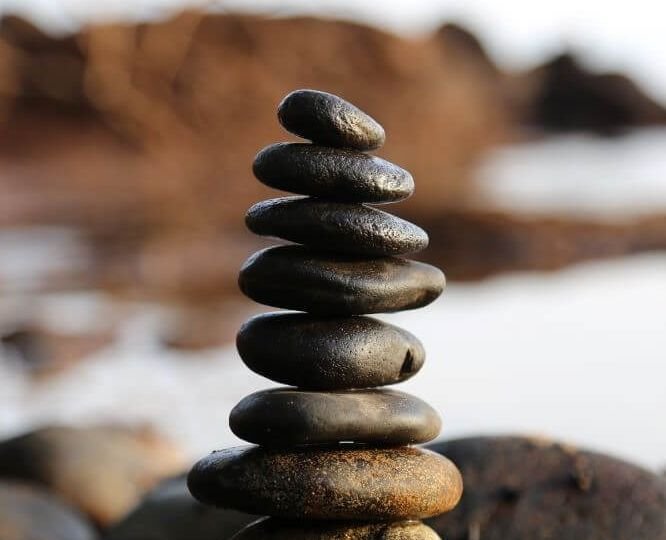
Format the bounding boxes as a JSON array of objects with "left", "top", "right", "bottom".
[
  {"left": 232, "top": 518, "right": 441, "bottom": 539},
  {"left": 188, "top": 446, "right": 462, "bottom": 520}
]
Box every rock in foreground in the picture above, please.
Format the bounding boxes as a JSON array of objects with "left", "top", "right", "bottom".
[
  {"left": 0, "top": 426, "right": 185, "bottom": 526},
  {"left": 426, "top": 436, "right": 666, "bottom": 540}
]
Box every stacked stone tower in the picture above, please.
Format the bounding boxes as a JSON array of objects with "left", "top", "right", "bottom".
[{"left": 188, "top": 90, "right": 463, "bottom": 539}]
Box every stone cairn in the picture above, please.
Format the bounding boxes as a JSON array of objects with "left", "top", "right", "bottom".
[{"left": 188, "top": 90, "right": 463, "bottom": 539}]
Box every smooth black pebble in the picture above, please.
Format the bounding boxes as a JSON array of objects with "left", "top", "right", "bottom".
[
  {"left": 277, "top": 89, "right": 385, "bottom": 151},
  {"left": 230, "top": 388, "right": 441, "bottom": 446},
  {"left": 253, "top": 143, "right": 413, "bottom": 203},
  {"left": 237, "top": 313, "right": 424, "bottom": 390},
  {"left": 245, "top": 196, "right": 428, "bottom": 256},
  {"left": 238, "top": 245, "right": 445, "bottom": 315}
]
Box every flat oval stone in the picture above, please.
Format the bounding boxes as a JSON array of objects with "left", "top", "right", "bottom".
[
  {"left": 246, "top": 197, "right": 428, "bottom": 256},
  {"left": 253, "top": 143, "right": 413, "bottom": 203},
  {"left": 230, "top": 388, "right": 441, "bottom": 446},
  {"left": 238, "top": 245, "right": 445, "bottom": 315},
  {"left": 277, "top": 89, "right": 386, "bottom": 151},
  {"left": 187, "top": 446, "right": 462, "bottom": 520},
  {"left": 237, "top": 313, "right": 425, "bottom": 389},
  {"left": 233, "top": 518, "right": 441, "bottom": 540}
]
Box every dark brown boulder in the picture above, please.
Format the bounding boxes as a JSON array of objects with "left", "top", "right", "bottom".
[
  {"left": 426, "top": 436, "right": 666, "bottom": 539},
  {"left": 526, "top": 53, "right": 666, "bottom": 135}
]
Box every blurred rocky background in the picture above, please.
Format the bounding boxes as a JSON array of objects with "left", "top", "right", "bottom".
[
  {"left": 1, "top": 10, "right": 665, "bottom": 353},
  {"left": 0, "top": 2, "right": 665, "bottom": 538}
]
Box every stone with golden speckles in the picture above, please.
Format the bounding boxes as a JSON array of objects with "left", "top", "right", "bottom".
[
  {"left": 188, "top": 446, "right": 462, "bottom": 521},
  {"left": 232, "top": 517, "right": 441, "bottom": 539}
]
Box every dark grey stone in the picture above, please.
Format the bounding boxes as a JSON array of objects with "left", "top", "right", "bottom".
[
  {"left": 0, "top": 481, "right": 97, "bottom": 540},
  {"left": 245, "top": 197, "right": 428, "bottom": 256},
  {"left": 277, "top": 89, "right": 386, "bottom": 151},
  {"left": 232, "top": 518, "right": 441, "bottom": 539},
  {"left": 238, "top": 245, "right": 445, "bottom": 314},
  {"left": 236, "top": 313, "right": 424, "bottom": 389},
  {"left": 426, "top": 436, "right": 666, "bottom": 540},
  {"left": 106, "top": 475, "right": 257, "bottom": 540},
  {"left": 252, "top": 143, "right": 413, "bottom": 203},
  {"left": 187, "top": 446, "right": 462, "bottom": 521},
  {"left": 229, "top": 388, "right": 441, "bottom": 446}
]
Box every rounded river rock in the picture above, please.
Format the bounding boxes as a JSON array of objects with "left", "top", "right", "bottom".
[
  {"left": 230, "top": 388, "right": 441, "bottom": 446},
  {"left": 233, "top": 518, "right": 440, "bottom": 540},
  {"left": 237, "top": 313, "right": 425, "bottom": 389},
  {"left": 253, "top": 143, "right": 413, "bottom": 203},
  {"left": 277, "top": 89, "right": 386, "bottom": 151},
  {"left": 187, "top": 446, "right": 462, "bottom": 520},
  {"left": 426, "top": 436, "right": 666, "bottom": 540},
  {"left": 238, "top": 245, "right": 445, "bottom": 314},
  {"left": 245, "top": 197, "right": 428, "bottom": 256}
]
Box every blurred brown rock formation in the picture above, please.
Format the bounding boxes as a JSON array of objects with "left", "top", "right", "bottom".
[
  {"left": 0, "top": 12, "right": 507, "bottom": 302},
  {"left": 0, "top": 426, "right": 185, "bottom": 526},
  {"left": 0, "top": 12, "right": 664, "bottom": 307}
]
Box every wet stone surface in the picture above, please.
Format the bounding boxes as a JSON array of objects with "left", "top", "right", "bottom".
[
  {"left": 277, "top": 89, "right": 386, "bottom": 151},
  {"left": 236, "top": 313, "right": 425, "bottom": 390},
  {"left": 253, "top": 143, "right": 413, "bottom": 203},
  {"left": 233, "top": 518, "right": 441, "bottom": 540},
  {"left": 238, "top": 245, "right": 445, "bottom": 315},
  {"left": 230, "top": 388, "right": 441, "bottom": 446},
  {"left": 245, "top": 197, "right": 428, "bottom": 256},
  {"left": 188, "top": 446, "right": 462, "bottom": 521}
]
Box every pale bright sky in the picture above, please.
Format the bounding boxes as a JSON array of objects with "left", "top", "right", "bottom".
[{"left": 1, "top": 0, "right": 665, "bottom": 100}]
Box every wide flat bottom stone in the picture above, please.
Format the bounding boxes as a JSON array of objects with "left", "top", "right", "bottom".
[{"left": 187, "top": 446, "right": 462, "bottom": 520}]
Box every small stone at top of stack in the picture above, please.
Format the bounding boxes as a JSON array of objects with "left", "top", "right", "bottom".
[{"left": 188, "top": 89, "right": 462, "bottom": 539}]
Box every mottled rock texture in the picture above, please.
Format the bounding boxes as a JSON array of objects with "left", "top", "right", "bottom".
[
  {"left": 426, "top": 436, "right": 666, "bottom": 540},
  {"left": 188, "top": 446, "right": 462, "bottom": 520}
]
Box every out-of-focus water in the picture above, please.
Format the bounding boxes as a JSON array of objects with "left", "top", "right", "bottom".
[{"left": 476, "top": 129, "right": 666, "bottom": 219}]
